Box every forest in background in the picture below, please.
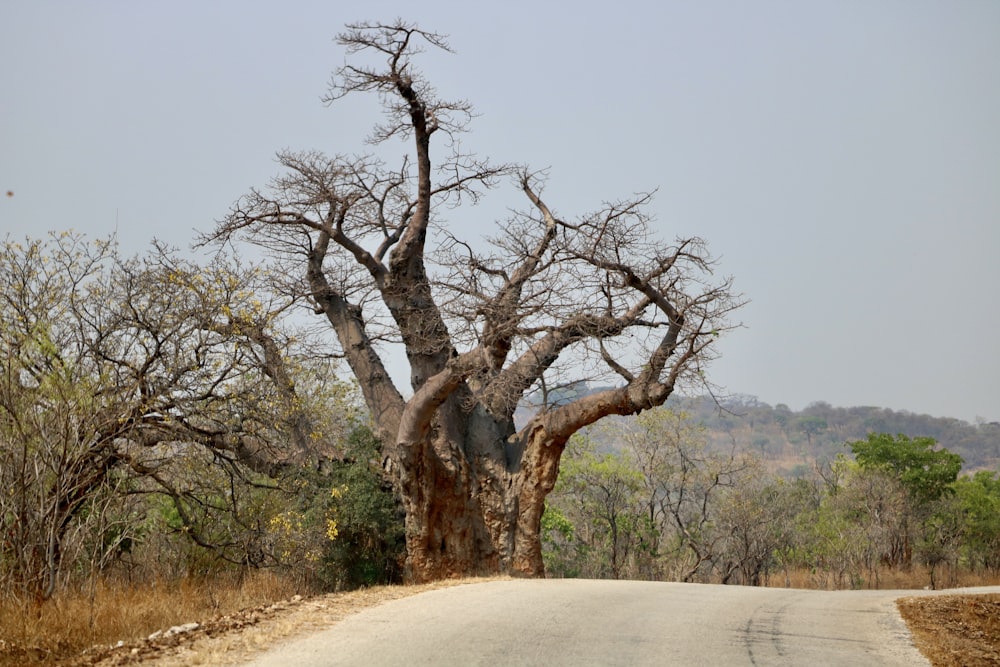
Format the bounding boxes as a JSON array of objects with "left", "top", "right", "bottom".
[
  {"left": 676, "top": 394, "right": 1000, "bottom": 474},
  {"left": 522, "top": 385, "right": 1000, "bottom": 474},
  {"left": 541, "top": 404, "right": 999, "bottom": 589}
]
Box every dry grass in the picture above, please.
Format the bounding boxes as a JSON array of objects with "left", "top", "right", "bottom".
[
  {"left": 898, "top": 594, "right": 1000, "bottom": 667},
  {"left": 64, "top": 578, "right": 499, "bottom": 667},
  {"left": 0, "top": 574, "right": 501, "bottom": 667},
  {"left": 765, "top": 565, "right": 1000, "bottom": 591},
  {"left": 0, "top": 572, "right": 303, "bottom": 666}
]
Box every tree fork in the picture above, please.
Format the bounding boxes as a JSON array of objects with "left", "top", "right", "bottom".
[{"left": 209, "top": 20, "right": 741, "bottom": 582}]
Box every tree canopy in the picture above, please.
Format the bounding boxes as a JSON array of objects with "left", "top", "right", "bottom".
[{"left": 849, "top": 433, "right": 962, "bottom": 504}]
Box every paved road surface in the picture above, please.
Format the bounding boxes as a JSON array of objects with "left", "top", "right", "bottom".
[{"left": 244, "top": 579, "right": 995, "bottom": 666}]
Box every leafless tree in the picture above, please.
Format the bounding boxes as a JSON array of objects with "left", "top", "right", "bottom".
[
  {"left": 206, "top": 21, "right": 742, "bottom": 580},
  {"left": 615, "top": 409, "right": 756, "bottom": 582}
]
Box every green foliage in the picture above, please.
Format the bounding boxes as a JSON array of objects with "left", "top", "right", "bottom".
[
  {"left": 915, "top": 492, "right": 966, "bottom": 588},
  {"left": 796, "top": 416, "right": 827, "bottom": 442},
  {"left": 541, "top": 413, "right": 998, "bottom": 589},
  {"left": 314, "top": 425, "right": 405, "bottom": 590},
  {"left": 0, "top": 234, "right": 124, "bottom": 597},
  {"left": 541, "top": 505, "right": 574, "bottom": 542},
  {"left": 540, "top": 414, "right": 1000, "bottom": 589},
  {"left": 140, "top": 455, "right": 292, "bottom": 578},
  {"left": 795, "top": 464, "right": 911, "bottom": 587},
  {"left": 953, "top": 470, "right": 1000, "bottom": 572},
  {"left": 540, "top": 504, "right": 580, "bottom": 578},
  {"left": 136, "top": 424, "right": 404, "bottom": 590},
  {"left": 799, "top": 498, "right": 868, "bottom": 588},
  {"left": 1, "top": 230, "right": 993, "bottom": 596},
  {"left": 545, "top": 411, "right": 763, "bottom": 583},
  {"left": 849, "top": 433, "right": 962, "bottom": 504},
  {"left": 545, "top": 433, "right": 644, "bottom": 579},
  {"left": 714, "top": 477, "right": 806, "bottom": 586}
]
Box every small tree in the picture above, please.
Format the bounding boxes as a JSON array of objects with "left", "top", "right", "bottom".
[
  {"left": 0, "top": 234, "right": 127, "bottom": 598},
  {"left": 796, "top": 416, "right": 827, "bottom": 448},
  {"left": 848, "top": 433, "right": 962, "bottom": 568},
  {"left": 715, "top": 474, "right": 798, "bottom": 586},
  {"left": 0, "top": 233, "right": 353, "bottom": 596},
  {"left": 547, "top": 434, "right": 643, "bottom": 579},
  {"left": 316, "top": 425, "right": 406, "bottom": 590},
  {"left": 849, "top": 433, "right": 962, "bottom": 505},
  {"left": 617, "top": 408, "right": 707, "bottom": 577},
  {"left": 622, "top": 409, "right": 755, "bottom": 582},
  {"left": 953, "top": 470, "right": 1000, "bottom": 574},
  {"left": 206, "top": 21, "right": 741, "bottom": 580}
]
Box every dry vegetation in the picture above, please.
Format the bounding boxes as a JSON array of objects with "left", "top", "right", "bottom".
[
  {"left": 0, "top": 572, "right": 299, "bottom": 666},
  {"left": 899, "top": 594, "right": 1000, "bottom": 667},
  {"left": 766, "top": 565, "right": 1000, "bottom": 592},
  {"left": 0, "top": 574, "right": 490, "bottom": 667}
]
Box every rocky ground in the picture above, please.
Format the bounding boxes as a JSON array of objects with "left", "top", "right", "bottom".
[{"left": 33, "top": 585, "right": 998, "bottom": 667}]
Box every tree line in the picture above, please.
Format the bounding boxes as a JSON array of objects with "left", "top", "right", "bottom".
[
  {"left": 2, "top": 234, "right": 997, "bottom": 600},
  {"left": 541, "top": 408, "right": 999, "bottom": 589}
]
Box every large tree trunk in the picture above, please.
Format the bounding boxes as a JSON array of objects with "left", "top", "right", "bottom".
[
  {"left": 396, "top": 397, "right": 567, "bottom": 581},
  {"left": 393, "top": 383, "right": 680, "bottom": 580}
]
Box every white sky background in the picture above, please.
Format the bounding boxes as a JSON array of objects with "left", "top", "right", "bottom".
[{"left": 2, "top": 1, "right": 998, "bottom": 423}]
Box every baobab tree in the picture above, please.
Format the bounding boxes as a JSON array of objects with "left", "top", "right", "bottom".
[{"left": 207, "top": 21, "right": 742, "bottom": 581}]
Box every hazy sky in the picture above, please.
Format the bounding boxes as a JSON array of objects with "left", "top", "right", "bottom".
[{"left": 2, "top": 1, "right": 998, "bottom": 423}]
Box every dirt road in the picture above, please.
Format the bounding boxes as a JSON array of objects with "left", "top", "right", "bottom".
[{"left": 240, "top": 579, "right": 998, "bottom": 666}]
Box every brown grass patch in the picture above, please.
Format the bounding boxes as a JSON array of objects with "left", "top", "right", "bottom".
[
  {"left": 0, "top": 575, "right": 503, "bottom": 667},
  {"left": 898, "top": 594, "right": 1000, "bottom": 667},
  {"left": 0, "top": 572, "right": 302, "bottom": 666},
  {"left": 766, "top": 566, "right": 1000, "bottom": 591}
]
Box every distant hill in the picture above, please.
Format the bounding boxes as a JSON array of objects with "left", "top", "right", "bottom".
[
  {"left": 668, "top": 394, "right": 1000, "bottom": 476},
  {"left": 517, "top": 386, "right": 1000, "bottom": 476}
]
